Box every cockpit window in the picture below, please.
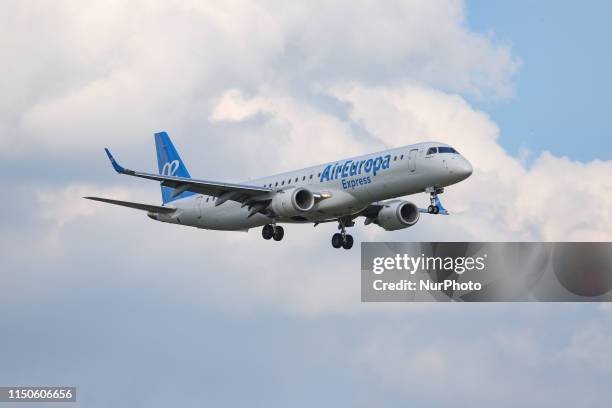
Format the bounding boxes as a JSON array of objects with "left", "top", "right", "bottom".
[
  {"left": 438, "top": 146, "right": 458, "bottom": 154},
  {"left": 426, "top": 147, "right": 437, "bottom": 155}
]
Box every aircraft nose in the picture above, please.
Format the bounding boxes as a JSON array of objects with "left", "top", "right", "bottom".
[{"left": 456, "top": 158, "right": 473, "bottom": 179}]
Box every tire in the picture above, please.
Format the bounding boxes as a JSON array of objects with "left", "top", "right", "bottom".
[
  {"left": 262, "top": 224, "right": 274, "bottom": 240},
  {"left": 331, "top": 233, "right": 343, "bottom": 249},
  {"left": 428, "top": 205, "right": 434, "bottom": 214},
  {"left": 433, "top": 205, "right": 440, "bottom": 214},
  {"left": 273, "top": 226, "right": 284, "bottom": 241},
  {"left": 342, "top": 234, "right": 354, "bottom": 250}
]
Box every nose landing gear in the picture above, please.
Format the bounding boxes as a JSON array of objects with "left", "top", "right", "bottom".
[{"left": 426, "top": 187, "right": 445, "bottom": 215}]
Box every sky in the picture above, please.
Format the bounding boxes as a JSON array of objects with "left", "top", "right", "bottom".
[
  {"left": 1, "top": 1, "right": 612, "bottom": 407},
  {"left": 467, "top": 0, "right": 612, "bottom": 162}
]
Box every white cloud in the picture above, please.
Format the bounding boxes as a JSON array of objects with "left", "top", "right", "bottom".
[
  {"left": 209, "top": 90, "right": 264, "bottom": 123},
  {"left": 209, "top": 88, "right": 374, "bottom": 172},
  {"left": 36, "top": 184, "right": 139, "bottom": 230},
  {"left": 268, "top": 0, "right": 520, "bottom": 98},
  {"left": 1, "top": 0, "right": 519, "bottom": 157}
]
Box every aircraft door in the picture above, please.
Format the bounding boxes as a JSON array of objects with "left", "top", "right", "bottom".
[{"left": 408, "top": 149, "right": 418, "bottom": 172}]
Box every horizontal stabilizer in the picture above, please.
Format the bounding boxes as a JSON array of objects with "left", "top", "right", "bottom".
[{"left": 84, "top": 197, "right": 176, "bottom": 214}]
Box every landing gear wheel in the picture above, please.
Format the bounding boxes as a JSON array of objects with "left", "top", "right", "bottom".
[
  {"left": 272, "top": 225, "right": 284, "bottom": 241},
  {"left": 342, "top": 234, "right": 354, "bottom": 250},
  {"left": 262, "top": 224, "right": 274, "bottom": 240},
  {"left": 331, "top": 233, "right": 343, "bottom": 249},
  {"left": 427, "top": 188, "right": 443, "bottom": 215}
]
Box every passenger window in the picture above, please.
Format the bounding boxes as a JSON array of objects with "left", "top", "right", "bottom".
[
  {"left": 394, "top": 156, "right": 397, "bottom": 161},
  {"left": 275, "top": 182, "right": 278, "bottom": 186},
  {"left": 310, "top": 174, "right": 313, "bottom": 179},
  {"left": 318, "top": 172, "right": 321, "bottom": 177},
  {"left": 295, "top": 177, "right": 298, "bottom": 182},
  {"left": 281, "top": 181, "right": 284, "bottom": 185},
  {"left": 206, "top": 198, "right": 209, "bottom": 202},
  {"left": 426, "top": 147, "right": 437, "bottom": 155},
  {"left": 400, "top": 154, "right": 404, "bottom": 159}
]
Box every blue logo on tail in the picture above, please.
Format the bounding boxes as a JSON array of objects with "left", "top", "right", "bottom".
[{"left": 154, "top": 131, "right": 195, "bottom": 204}]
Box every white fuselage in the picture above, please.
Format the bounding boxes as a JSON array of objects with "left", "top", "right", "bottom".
[{"left": 153, "top": 141, "right": 472, "bottom": 230}]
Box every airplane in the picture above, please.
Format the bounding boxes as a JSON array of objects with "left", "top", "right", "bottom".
[{"left": 85, "top": 132, "right": 473, "bottom": 249}]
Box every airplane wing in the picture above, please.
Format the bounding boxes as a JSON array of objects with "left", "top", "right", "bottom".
[
  {"left": 84, "top": 197, "right": 177, "bottom": 213},
  {"left": 359, "top": 202, "right": 385, "bottom": 219},
  {"left": 104, "top": 148, "right": 272, "bottom": 204}
]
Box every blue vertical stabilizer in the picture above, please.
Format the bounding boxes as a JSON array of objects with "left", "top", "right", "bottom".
[{"left": 154, "top": 132, "right": 195, "bottom": 204}]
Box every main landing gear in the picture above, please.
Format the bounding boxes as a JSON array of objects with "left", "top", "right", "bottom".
[
  {"left": 426, "top": 187, "right": 444, "bottom": 214},
  {"left": 331, "top": 219, "right": 354, "bottom": 250},
  {"left": 262, "top": 219, "right": 355, "bottom": 249},
  {"left": 262, "top": 224, "right": 284, "bottom": 241}
]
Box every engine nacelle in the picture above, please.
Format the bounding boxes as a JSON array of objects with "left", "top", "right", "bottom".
[
  {"left": 375, "top": 200, "right": 420, "bottom": 231},
  {"left": 270, "top": 187, "right": 315, "bottom": 217}
]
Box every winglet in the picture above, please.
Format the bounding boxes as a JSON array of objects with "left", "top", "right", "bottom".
[{"left": 105, "top": 148, "right": 126, "bottom": 174}]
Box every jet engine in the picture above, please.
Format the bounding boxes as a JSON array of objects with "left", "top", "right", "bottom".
[
  {"left": 375, "top": 200, "right": 420, "bottom": 231},
  {"left": 270, "top": 187, "right": 315, "bottom": 217}
]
